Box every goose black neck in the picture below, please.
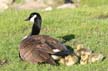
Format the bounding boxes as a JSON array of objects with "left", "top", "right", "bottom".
[
  {"left": 31, "top": 14, "right": 42, "bottom": 35},
  {"left": 31, "top": 23, "right": 40, "bottom": 35}
]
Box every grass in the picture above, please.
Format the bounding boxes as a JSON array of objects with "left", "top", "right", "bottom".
[{"left": 0, "top": 0, "right": 108, "bottom": 71}]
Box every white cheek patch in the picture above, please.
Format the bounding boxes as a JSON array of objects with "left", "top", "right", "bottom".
[
  {"left": 53, "top": 49, "right": 60, "bottom": 53},
  {"left": 30, "top": 15, "right": 37, "bottom": 23}
]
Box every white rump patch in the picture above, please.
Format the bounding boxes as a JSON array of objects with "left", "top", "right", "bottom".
[
  {"left": 30, "top": 15, "right": 37, "bottom": 23},
  {"left": 53, "top": 49, "right": 60, "bottom": 53},
  {"left": 51, "top": 55, "right": 60, "bottom": 60}
]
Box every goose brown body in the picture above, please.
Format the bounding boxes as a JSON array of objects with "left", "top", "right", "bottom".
[
  {"left": 20, "top": 35, "right": 67, "bottom": 64},
  {"left": 19, "top": 12, "right": 69, "bottom": 65}
]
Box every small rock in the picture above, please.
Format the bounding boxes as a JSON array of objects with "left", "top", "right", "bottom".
[
  {"left": 57, "top": 3, "right": 77, "bottom": 9},
  {"left": 44, "top": 6, "right": 53, "bottom": 11}
]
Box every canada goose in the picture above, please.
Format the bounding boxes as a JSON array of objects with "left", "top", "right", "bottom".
[
  {"left": 88, "top": 53, "right": 104, "bottom": 63},
  {"left": 80, "top": 53, "right": 104, "bottom": 65},
  {"left": 80, "top": 52, "right": 90, "bottom": 65},
  {"left": 74, "top": 44, "right": 92, "bottom": 64},
  {"left": 75, "top": 44, "right": 92, "bottom": 57},
  {"left": 75, "top": 44, "right": 104, "bottom": 64},
  {"left": 19, "top": 12, "right": 70, "bottom": 65},
  {"left": 59, "top": 53, "right": 79, "bottom": 66}
]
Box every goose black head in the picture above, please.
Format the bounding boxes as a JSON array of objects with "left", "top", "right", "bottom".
[
  {"left": 25, "top": 12, "right": 42, "bottom": 35},
  {"left": 25, "top": 12, "right": 42, "bottom": 23}
]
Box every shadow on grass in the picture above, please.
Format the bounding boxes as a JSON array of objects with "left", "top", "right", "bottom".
[
  {"left": 65, "top": 45, "right": 74, "bottom": 52},
  {"left": 94, "top": 15, "right": 108, "bottom": 19},
  {"left": 58, "top": 34, "right": 75, "bottom": 43},
  {"left": 58, "top": 34, "right": 75, "bottom": 52}
]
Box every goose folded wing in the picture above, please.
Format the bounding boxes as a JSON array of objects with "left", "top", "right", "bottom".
[
  {"left": 44, "top": 35, "right": 68, "bottom": 51},
  {"left": 20, "top": 39, "right": 56, "bottom": 64},
  {"left": 31, "top": 48, "right": 56, "bottom": 64},
  {"left": 30, "top": 35, "right": 68, "bottom": 53}
]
